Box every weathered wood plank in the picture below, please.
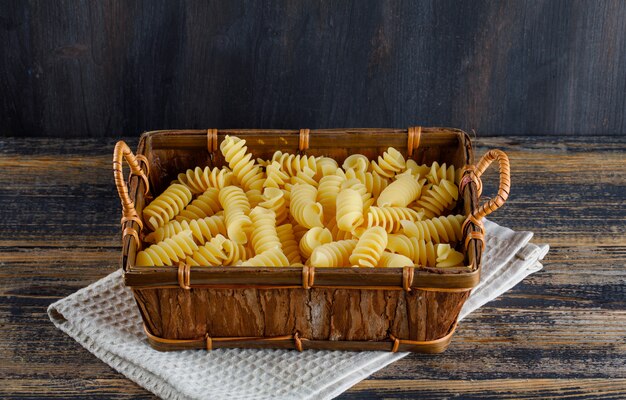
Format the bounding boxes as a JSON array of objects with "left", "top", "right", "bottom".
[{"left": 2, "top": 1, "right": 626, "bottom": 137}]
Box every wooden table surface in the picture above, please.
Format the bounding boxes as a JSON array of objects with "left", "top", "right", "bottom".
[{"left": 1, "top": 136, "right": 624, "bottom": 398}]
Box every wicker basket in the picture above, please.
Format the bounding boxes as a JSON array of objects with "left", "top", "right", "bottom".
[{"left": 113, "top": 128, "right": 510, "bottom": 353}]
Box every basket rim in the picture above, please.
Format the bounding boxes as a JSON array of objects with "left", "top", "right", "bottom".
[{"left": 121, "top": 127, "right": 483, "bottom": 291}]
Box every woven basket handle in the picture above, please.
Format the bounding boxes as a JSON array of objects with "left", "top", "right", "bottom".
[
  {"left": 113, "top": 141, "right": 150, "bottom": 232},
  {"left": 469, "top": 149, "right": 511, "bottom": 220}
]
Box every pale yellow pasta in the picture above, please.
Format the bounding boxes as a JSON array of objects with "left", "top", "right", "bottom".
[
  {"left": 339, "top": 168, "right": 389, "bottom": 200},
  {"left": 404, "top": 159, "right": 430, "bottom": 179},
  {"left": 413, "top": 179, "right": 459, "bottom": 219},
  {"left": 315, "top": 156, "right": 339, "bottom": 180},
  {"left": 400, "top": 214, "right": 466, "bottom": 243},
  {"left": 386, "top": 234, "right": 437, "bottom": 267},
  {"left": 220, "top": 135, "right": 265, "bottom": 191},
  {"left": 377, "top": 175, "right": 425, "bottom": 207},
  {"left": 317, "top": 174, "right": 345, "bottom": 219},
  {"left": 259, "top": 187, "right": 288, "bottom": 225},
  {"left": 145, "top": 214, "right": 226, "bottom": 244},
  {"left": 340, "top": 177, "right": 371, "bottom": 204},
  {"left": 176, "top": 187, "right": 221, "bottom": 221},
  {"left": 289, "top": 183, "right": 324, "bottom": 228},
  {"left": 309, "top": 239, "right": 358, "bottom": 267},
  {"left": 211, "top": 234, "right": 250, "bottom": 264},
  {"left": 240, "top": 247, "right": 290, "bottom": 267},
  {"left": 270, "top": 151, "right": 317, "bottom": 177},
  {"left": 426, "top": 162, "right": 455, "bottom": 185},
  {"left": 177, "top": 166, "right": 233, "bottom": 194},
  {"left": 435, "top": 244, "right": 465, "bottom": 268},
  {"left": 326, "top": 216, "right": 354, "bottom": 241},
  {"left": 378, "top": 251, "right": 414, "bottom": 268},
  {"left": 249, "top": 206, "right": 282, "bottom": 254},
  {"left": 276, "top": 224, "right": 302, "bottom": 265},
  {"left": 186, "top": 237, "right": 227, "bottom": 266},
  {"left": 143, "top": 183, "right": 193, "bottom": 230},
  {"left": 366, "top": 206, "right": 423, "bottom": 233},
  {"left": 136, "top": 230, "right": 198, "bottom": 267},
  {"left": 291, "top": 166, "right": 318, "bottom": 187},
  {"left": 299, "top": 227, "right": 333, "bottom": 259},
  {"left": 349, "top": 226, "right": 388, "bottom": 268},
  {"left": 263, "top": 161, "right": 290, "bottom": 188},
  {"left": 336, "top": 188, "right": 364, "bottom": 232},
  {"left": 369, "top": 147, "right": 405, "bottom": 178},
  {"left": 245, "top": 189, "right": 265, "bottom": 208},
  {"left": 218, "top": 186, "right": 252, "bottom": 244},
  {"left": 342, "top": 154, "right": 369, "bottom": 173}
]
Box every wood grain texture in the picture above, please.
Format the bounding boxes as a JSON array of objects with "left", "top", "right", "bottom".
[
  {"left": 2, "top": 1, "right": 626, "bottom": 138},
  {"left": 0, "top": 135, "right": 625, "bottom": 398}
]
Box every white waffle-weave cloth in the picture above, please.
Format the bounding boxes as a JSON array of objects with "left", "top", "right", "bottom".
[{"left": 48, "top": 219, "right": 549, "bottom": 400}]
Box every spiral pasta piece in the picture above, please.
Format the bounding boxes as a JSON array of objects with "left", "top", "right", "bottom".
[
  {"left": 240, "top": 247, "right": 290, "bottom": 267},
  {"left": 378, "top": 251, "right": 414, "bottom": 268},
  {"left": 404, "top": 159, "right": 430, "bottom": 179},
  {"left": 270, "top": 151, "right": 317, "bottom": 177},
  {"left": 369, "top": 147, "right": 405, "bottom": 178},
  {"left": 349, "top": 226, "right": 388, "bottom": 268},
  {"left": 377, "top": 175, "right": 425, "bottom": 207},
  {"left": 136, "top": 230, "right": 198, "bottom": 267},
  {"left": 291, "top": 166, "right": 318, "bottom": 187},
  {"left": 245, "top": 189, "right": 265, "bottom": 208},
  {"left": 299, "top": 227, "right": 333, "bottom": 259},
  {"left": 309, "top": 239, "right": 358, "bottom": 267},
  {"left": 366, "top": 206, "right": 423, "bottom": 233},
  {"left": 177, "top": 166, "right": 234, "bottom": 194},
  {"left": 436, "top": 244, "right": 465, "bottom": 268},
  {"left": 315, "top": 156, "right": 339, "bottom": 180},
  {"left": 289, "top": 183, "right": 324, "bottom": 228},
  {"left": 220, "top": 135, "right": 265, "bottom": 191},
  {"left": 413, "top": 179, "right": 459, "bottom": 219},
  {"left": 259, "top": 187, "right": 288, "bottom": 225},
  {"left": 276, "top": 224, "right": 302, "bottom": 265},
  {"left": 143, "top": 183, "right": 193, "bottom": 230},
  {"left": 176, "top": 187, "right": 221, "bottom": 221},
  {"left": 317, "top": 174, "right": 345, "bottom": 219},
  {"left": 339, "top": 168, "right": 389, "bottom": 200},
  {"left": 400, "top": 214, "right": 466, "bottom": 243},
  {"left": 249, "top": 206, "right": 282, "bottom": 254},
  {"left": 263, "top": 161, "right": 290, "bottom": 188},
  {"left": 336, "top": 188, "right": 364, "bottom": 232},
  {"left": 326, "top": 216, "right": 354, "bottom": 241},
  {"left": 218, "top": 186, "right": 252, "bottom": 244},
  {"left": 145, "top": 214, "right": 226, "bottom": 244},
  {"left": 386, "top": 234, "right": 437, "bottom": 267},
  {"left": 426, "top": 162, "right": 456, "bottom": 185},
  {"left": 210, "top": 234, "right": 250, "bottom": 264},
  {"left": 342, "top": 154, "right": 369, "bottom": 173},
  {"left": 186, "top": 237, "right": 227, "bottom": 266}
]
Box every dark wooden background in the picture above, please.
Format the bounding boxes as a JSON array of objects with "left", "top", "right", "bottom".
[{"left": 2, "top": 0, "right": 626, "bottom": 138}]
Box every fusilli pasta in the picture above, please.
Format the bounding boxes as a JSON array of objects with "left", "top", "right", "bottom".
[
  {"left": 220, "top": 135, "right": 265, "bottom": 191},
  {"left": 349, "top": 226, "right": 388, "bottom": 268},
  {"left": 143, "top": 183, "right": 193, "bottom": 230},
  {"left": 218, "top": 185, "right": 252, "bottom": 244},
  {"left": 136, "top": 230, "right": 198, "bottom": 266}
]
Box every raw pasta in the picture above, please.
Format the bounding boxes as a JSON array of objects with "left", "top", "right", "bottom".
[
  {"left": 366, "top": 206, "right": 423, "bottom": 233},
  {"left": 276, "top": 224, "right": 302, "bottom": 265},
  {"left": 142, "top": 183, "right": 193, "bottom": 230},
  {"left": 413, "top": 179, "right": 459, "bottom": 219},
  {"left": 249, "top": 206, "right": 282, "bottom": 254},
  {"left": 218, "top": 185, "right": 252, "bottom": 244},
  {"left": 220, "top": 135, "right": 265, "bottom": 191},
  {"left": 309, "top": 239, "right": 358, "bottom": 268},
  {"left": 349, "top": 226, "right": 388, "bottom": 268},
  {"left": 299, "top": 227, "right": 333, "bottom": 259},
  {"left": 176, "top": 187, "right": 221, "bottom": 221},
  {"left": 289, "top": 183, "right": 324, "bottom": 228},
  {"left": 378, "top": 251, "right": 414, "bottom": 268},
  {"left": 137, "top": 136, "right": 465, "bottom": 268},
  {"left": 145, "top": 214, "right": 226, "bottom": 244},
  {"left": 400, "top": 214, "right": 465, "bottom": 243},
  {"left": 240, "top": 247, "right": 290, "bottom": 267},
  {"left": 376, "top": 175, "right": 425, "bottom": 207},
  {"left": 177, "top": 166, "right": 233, "bottom": 194},
  {"left": 136, "top": 230, "right": 198, "bottom": 266}
]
